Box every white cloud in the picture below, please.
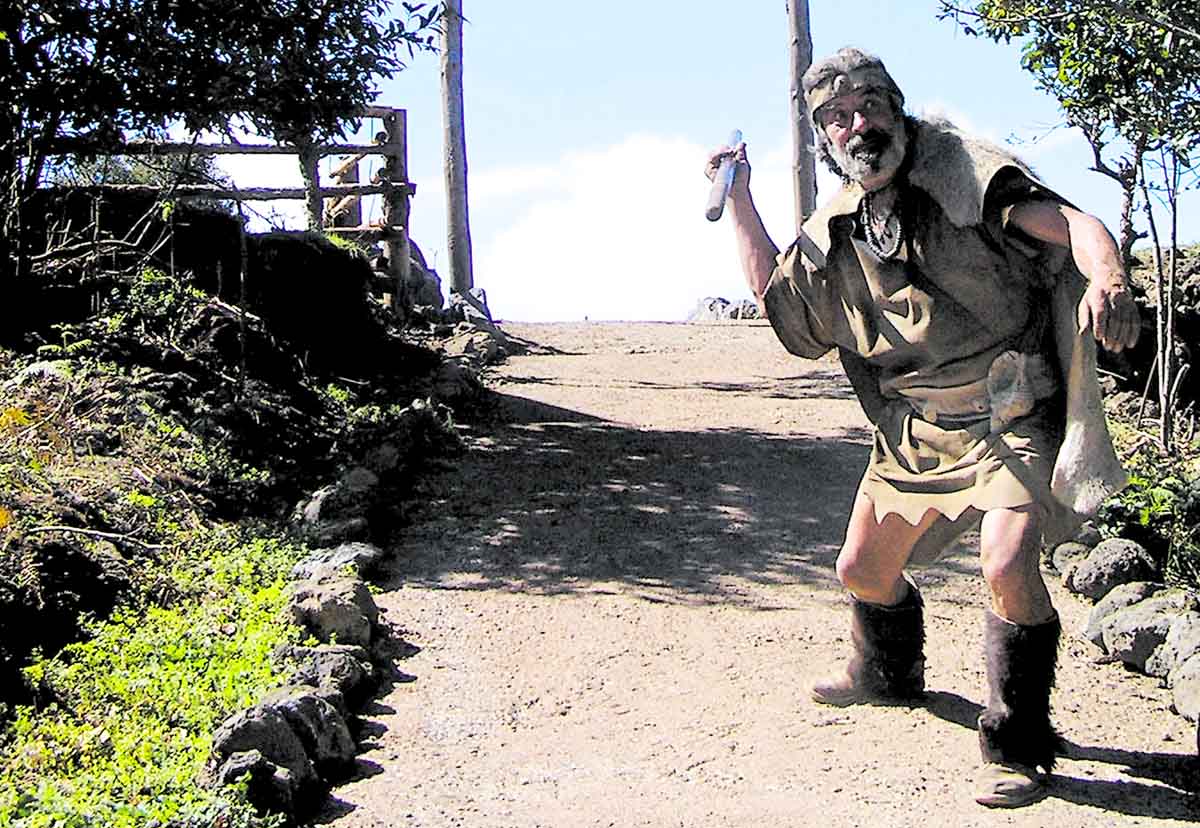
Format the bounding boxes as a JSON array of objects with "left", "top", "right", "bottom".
[
  {"left": 471, "top": 162, "right": 570, "bottom": 203},
  {"left": 473, "top": 133, "right": 802, "bottom": 322},
  {"left": 200, "top": 128, "right": 849, "bottom": 321}
]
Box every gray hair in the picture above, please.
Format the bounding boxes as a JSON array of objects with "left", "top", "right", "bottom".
[
  {"left": 803, "top": 47, "right": 908, "bottom": 182},
  {"left": 802, "top": 47, "right": 905, "bottom": 126}
]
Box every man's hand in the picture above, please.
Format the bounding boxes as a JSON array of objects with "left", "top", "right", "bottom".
[
  {"left": 702, "top": 140, "right": 779, "bottom": 301},
  {"left": 705, "top": 141, "right": 750, "bottom": 200},
  {"left": 1078, "top": 276, "right": 1140, "bottom": 353}
]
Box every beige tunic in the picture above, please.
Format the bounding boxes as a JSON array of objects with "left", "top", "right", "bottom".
[{"left": 764, "top": 118, "right": 1120, "bottom": 548}]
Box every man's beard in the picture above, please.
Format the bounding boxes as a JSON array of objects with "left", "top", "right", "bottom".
[{"left": 828, "top": 123, "right": 907, "bottom": 184}]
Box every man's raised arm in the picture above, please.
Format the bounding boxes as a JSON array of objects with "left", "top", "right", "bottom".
[{"left": 705, "top": 142, "right": 780, "bottom": 302}]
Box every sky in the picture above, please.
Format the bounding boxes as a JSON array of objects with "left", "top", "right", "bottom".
[{"left": 219, "top": 1, "right": 1199, "bottom": 323}]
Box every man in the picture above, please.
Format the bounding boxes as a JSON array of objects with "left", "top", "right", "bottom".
[{"left": 706, "top": 47, "right": 1139, "bottom": 808}]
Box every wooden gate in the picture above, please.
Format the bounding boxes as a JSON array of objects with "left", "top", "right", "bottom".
[{"left": 46, "top": 106, "right": 415, "bottom": 315}]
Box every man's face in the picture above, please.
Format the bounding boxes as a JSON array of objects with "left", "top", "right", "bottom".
[{"left": 816, "top": 89, "right": 907, "bottom": 190}]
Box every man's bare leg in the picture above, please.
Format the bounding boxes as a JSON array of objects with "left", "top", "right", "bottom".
[
  {"left": 811, "top": 491, "right": 941, "bottom": 706},
  {"left": 979, "top": 505, "right": 1054, "bottom": 624},
  {"left": 836, "top": 489, "right": 941, "bottom": 604},
  {"left": 975, "top": 504, "right": 1060, "bottom": 808}
]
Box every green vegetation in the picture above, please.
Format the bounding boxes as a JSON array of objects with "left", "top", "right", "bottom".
[
  {"left": 1097, "top": 427, "right": 1200, "bottom": 589},
  {"left": 939, "top": 2, "right": 1200, "bottom": 453},
  {"left": 0, "top": 232, "right": 455, "bottom": 825},
  {"left": 0, "top": 530, "right": 304, "bottom": 828}
]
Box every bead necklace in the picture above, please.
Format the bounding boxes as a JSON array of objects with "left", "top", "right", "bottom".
[{"left": 860, "top": 188, "right": 904, "bottom": 261}]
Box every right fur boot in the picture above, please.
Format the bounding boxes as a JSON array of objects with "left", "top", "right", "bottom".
[
  {"left": 975, "top": 609, "right": 1062, "bottom": 808},
  {"left": 810, "top": 580, "right": 925, "bottom": 707}
]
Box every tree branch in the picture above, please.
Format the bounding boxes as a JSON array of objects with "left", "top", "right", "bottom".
[
  {"left": 26, "top": 525, "right": 166, "bottom": 551},
  {"left": 939, "top": 1, "right": 1200, "bottom": 44}
]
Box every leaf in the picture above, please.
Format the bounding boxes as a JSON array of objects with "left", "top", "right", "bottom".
[
  {"left": 0, "top": 407, "right": 32, "bottom": 431},
  {"left": 0, "top": 507, "right": 12, "bottom": 531}
]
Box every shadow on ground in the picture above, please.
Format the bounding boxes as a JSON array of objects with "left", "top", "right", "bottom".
[
  {"left": 380, "top": 386, "right": 980, "bottom": 608},
  {"left": 924, "top": 690, "right": 1198, "bottom": 819}
]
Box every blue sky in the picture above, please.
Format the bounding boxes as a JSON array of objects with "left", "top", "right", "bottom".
[{"left": 223, "top": 1, "right": 1197, "bottom": 322}]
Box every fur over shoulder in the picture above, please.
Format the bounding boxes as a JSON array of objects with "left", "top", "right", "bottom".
[
  {"left": 907, "top": 115, "right": 1039, "bottom": 229},
  {"left": 796, "top": 116, "right": 1040, "bottom": 262}
]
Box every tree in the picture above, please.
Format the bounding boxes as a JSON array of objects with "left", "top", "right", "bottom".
[
  {"left": 0, "top": 1, "right": 440, "bottom": 280},
  {"left": 939, "top": 0, "right": 1200, "bottom": 452}
]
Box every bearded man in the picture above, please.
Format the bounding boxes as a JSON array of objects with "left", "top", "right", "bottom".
[{"left": 706, "top": 47, "right": 1139, "bottom": 808}]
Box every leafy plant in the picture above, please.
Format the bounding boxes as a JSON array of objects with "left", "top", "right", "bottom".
[
  {"left": 1096, "top": 448, "right": 1200, "bottom": 585},
  {"left": 939, "top": 1, "right": 1200, "bottom": 452}
]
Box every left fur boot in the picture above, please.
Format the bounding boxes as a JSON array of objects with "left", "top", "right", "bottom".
[{"left": 975, "top": 610, "right": 1061, "bottom": 808}]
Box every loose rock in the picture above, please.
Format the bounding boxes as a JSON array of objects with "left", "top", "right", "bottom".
[
  {"left": 1168, "top": 654, "right": 1200, "bottom": 723},
  {"left": 1100, "top": 588, "right": 1195, "bottom": 672},
  {"left": 1066, "top": 538, "right": 1158, "bottom": 601},
  {"left": 1147, "top": 611, "right": 1200, "bottom": 680},
  {"left": 289, "top": 643, "right": 378, "bottom": 707},
  {"left": 209, "top": 749, "right": 295, "bottom": 816},
  {"left": 208, "top": 705, "right": 320, "bottom": 811},
  {"left": 1084, "top": 581, "right": 1164, "bottom": 647},
  {"left": 1051, "top": 541, "right": 1091, "bottom": 575},
  {"left": 288, "top": 577, "right": 379, "bottom": 647},
  {"left": 290, "top": 542, "right": 385, "bottom": 582},
  {"left": 262, "top": 686, "right": 357, "bottom": 780}
]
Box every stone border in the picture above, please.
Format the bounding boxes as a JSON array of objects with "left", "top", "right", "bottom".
[
  {"left": 200, "top": 303, "right": 512, "bottom": 823},
  {"left": 1051, "top": 526, "right": 1200, "bottom": 753},
  {"left": 203, "top": 541, "right": 387, "bottom": 820}
]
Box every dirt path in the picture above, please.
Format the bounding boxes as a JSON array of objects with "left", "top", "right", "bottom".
[{"left": 318, "top": 321, "right": 1197, "bottom": 828}]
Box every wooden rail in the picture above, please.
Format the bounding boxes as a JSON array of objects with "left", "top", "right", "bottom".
[{"left": 44, "top": 107, "right": 415, "bottom": 317}]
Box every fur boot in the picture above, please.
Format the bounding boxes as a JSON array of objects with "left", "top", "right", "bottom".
[
  {"left": 811, "top": 581, "right": 925, "bottom": 706},
  {"left": 975, "top": 610, "right": 1062, "bottom": 807}
]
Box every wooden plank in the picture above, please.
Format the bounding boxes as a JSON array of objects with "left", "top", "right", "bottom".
[
  {"left": 40, "top": 183, "right": 415, "bottom": 200},
  {"left": 381, "top": 106, "right": 412, "bottom": 317},
  {"left": 362, "top": 105, "right": 400, "bottom": 119},
  {"left": 46, "top": 140, "right": 398, "bottom": 157},
  {"left": 325, "top": 224, "right": 405, "bottom": 236}
]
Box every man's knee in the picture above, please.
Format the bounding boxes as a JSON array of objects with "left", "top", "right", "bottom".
[
  {"left": 836, "top": 545, "right": 899, "bottom": 600},
  {"left": 980, "top": 505, "right": 1044, "bottom": 593},
  {"left": 980, "top": 549, "right": 1031, "bottom": 594}
]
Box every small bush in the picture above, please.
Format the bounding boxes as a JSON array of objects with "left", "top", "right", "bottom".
[{"left": 1095, "top": 442, "right": 1200, "bottom": 588}]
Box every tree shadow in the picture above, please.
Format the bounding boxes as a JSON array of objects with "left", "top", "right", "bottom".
[
  {"left": 380, "top": 390, "right": 871, "bottom": 607},
  {"left": 614, "top": 367, "right": 860, "bottom": 403}
]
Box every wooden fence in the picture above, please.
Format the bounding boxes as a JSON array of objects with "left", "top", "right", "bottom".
[{"left": 47, "top": 106, "right": 415, "bottom": 314}]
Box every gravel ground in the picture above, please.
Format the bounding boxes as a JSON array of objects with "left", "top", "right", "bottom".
[{"left": 317, "top": 321, "right": 1197, "bottom": 828}]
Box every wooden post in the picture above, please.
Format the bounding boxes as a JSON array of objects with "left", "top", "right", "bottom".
[
  {"left": 381, "top": 108, "right": 412, "bottom": 317},
  {"left": 441, "top": 0, "right": 474, "bottom": 294},
  {"left": 787, "top": 0, "right": 817, "bottom": 235},
  {"left": 295, "top": 137, "right": 323, "bottom": 231}
]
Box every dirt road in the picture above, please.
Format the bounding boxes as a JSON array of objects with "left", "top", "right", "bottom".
[{"left": 318, "top": 321, "right": 1197, "bottom": 827}]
